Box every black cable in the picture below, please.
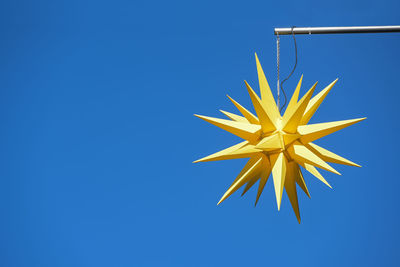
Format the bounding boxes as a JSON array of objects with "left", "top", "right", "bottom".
[{"left": 279, "top": 26, "right": 297, "bottom": 113}]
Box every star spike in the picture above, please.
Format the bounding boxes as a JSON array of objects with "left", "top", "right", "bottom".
[
  {"left": 282, "top": 82, "right": 317, "bottom": 133},
  {"left": 301, "top": 163, "right": 332, "bottom": 188},
  {"left": 285, "top": 161, "right": 301, "bottom": 223},
  {"left": 244, "top": 80, "right": 277, "bottom": 132},
  {"left": 255, "top": 161, "right": 271, "bottom": 206},
  {"left": 301, "top": 79, "right": 338, "bottom": 125},
  {"left": 194, "top": 114, "right": 262, "bottom": 142},
  {"left": 218, "top": 157, "right": 259, "bottom": 203},
  {"left": 306, "top": 142, "right": 361, "bottom": 167},
  {"left": 269, "top": 152, "right": 288, "bottom": 210},
  {"left": 241, "top": 176, "right": 260, "bottom": 196},
  {"left": 295, "top": 166, "right": 311, "bottom": 198},
  {"left": 284, "top": 75, "right": 303, "bottom": 116},
  {"left": 255, "top": 53, "right": 280, "bottom": 119},
  {"left": 219, "top": 110, "right": 249, "bottom": 123},
  {"left": 227, "top": 95, "right": 260, "bottom": 124},
  {"left": 243, "top": 155, "right": 271, "bottom": 197},
  {"left": 254, "top": 171, "right": 269, "bottom": 206},
  {"left": 193, "top": 142, "right": 263, "bottom": 163},
  {"left": 287, "top": 141, "right": 341, "bottom": 175},
  {"left": 231, "top": 157, "right": 260, "bottom": 184},
  {"left": 217, "top": 156, "right": 263, "bottom": 205},
  {"left": 298, "top": 118, "right": 366, "bottom": 143}
]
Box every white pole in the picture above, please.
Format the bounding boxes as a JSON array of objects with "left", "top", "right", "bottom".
[{"left": 274, "top": 25, "right": 400, "bottom": 35}]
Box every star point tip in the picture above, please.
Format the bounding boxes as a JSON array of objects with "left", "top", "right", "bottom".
[
  {"left": 276, "top": 198, "right": 283, "bottom": 210},
  {"left": 194, "top": 114, "right": 210, "bottom": 121},
  {"left": 328, "top": 79, "right": 338, "bottom": 87},
  {"left": 350, "top": 117, "right": 367, "bottom": 124}
]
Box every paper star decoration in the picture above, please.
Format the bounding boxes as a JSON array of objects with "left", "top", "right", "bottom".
[{"left": 194, "top": 53, "right": 365, "bottom": 223}]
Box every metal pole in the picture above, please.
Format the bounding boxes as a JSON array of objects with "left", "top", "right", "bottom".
[{"left": 274, "top": 25, "right": 400, "bottom": 35}]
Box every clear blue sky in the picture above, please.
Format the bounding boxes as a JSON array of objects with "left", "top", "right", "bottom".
[{"left": 1, "top": 0, "right": 399, "bottom": 266}]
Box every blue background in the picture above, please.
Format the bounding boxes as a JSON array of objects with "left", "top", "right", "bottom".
[{"left": 1, "top": 0, "right": 399, "bottom": 266}]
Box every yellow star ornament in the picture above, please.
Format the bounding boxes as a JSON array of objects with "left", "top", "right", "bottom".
[{"left": 194, "top": 53, "right": 365, "bottom": 223}]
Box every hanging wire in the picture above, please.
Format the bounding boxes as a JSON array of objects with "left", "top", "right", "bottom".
[
  {"left": 276, "top": 34, "right": 280, "bottom": 109},
  {"left": 278, "top": 26, "right": 298, "bottom": 113}
]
